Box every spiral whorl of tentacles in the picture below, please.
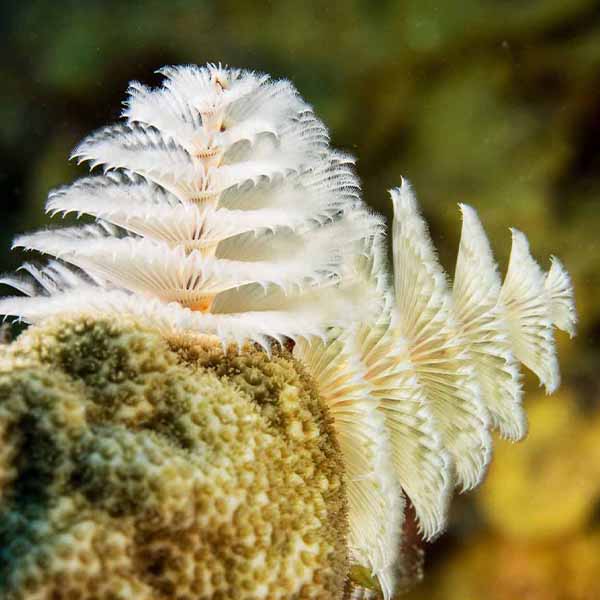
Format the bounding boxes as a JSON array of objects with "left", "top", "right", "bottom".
[
  {"left": 0, "top": 64, "right": 576, "bottom": 599},
  {"left": 2, "top": 65, "right": 381, "bottom": 347}
]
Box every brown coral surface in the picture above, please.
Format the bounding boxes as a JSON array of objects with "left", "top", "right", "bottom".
[{"left": 0, "top": 318, "right": 348, "bottom": 600}]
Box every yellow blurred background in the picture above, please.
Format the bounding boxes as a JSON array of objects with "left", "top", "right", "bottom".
[{"left": 1, "top": 2, "right": 599, "bottom": 598}]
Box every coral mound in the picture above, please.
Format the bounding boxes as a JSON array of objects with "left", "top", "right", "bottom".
[{"left": 0, "top": 318, "right": 348, "bottom": 600}]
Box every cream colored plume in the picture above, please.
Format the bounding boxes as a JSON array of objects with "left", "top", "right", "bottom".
[
  {"left": 545, "top": 255, "right": 577, "bottom": 338},
  {"left": 387, "top": 181, "right": 574, "bottom": 488},
  {"left": 387, "top": 183, "right": 574, "bottom": 507},
  {"left": 297, "top": 180, "right": 576, "bottom": 598},
  {"left": 499, "top": 229, "right": 560, "bottom": 392},
  {"left": 294, "top": 331, "right": 404, "bottom": 599},
  {"left": 296, "top": 236, "right": 453, "bottom": 542},
  {"left": 0, "top": 64, "right": 577, "bottom": 600},
  {"left": 453, "top": 204, "right": 525, "bottom": 440},
  {"left": 369, "top": 318, "right": 453, "bottom": 541},
  {"left": 391, "top": 182, "right": 491, "bottom": 492}
]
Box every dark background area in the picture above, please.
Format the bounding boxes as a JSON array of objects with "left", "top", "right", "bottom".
[{"left": 2, "top": 1, "right": 600, "bottom": 598}]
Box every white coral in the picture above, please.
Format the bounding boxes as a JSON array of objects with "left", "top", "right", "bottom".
[{"left": 0, "top": 64, "right": 577, "bottom": 599}]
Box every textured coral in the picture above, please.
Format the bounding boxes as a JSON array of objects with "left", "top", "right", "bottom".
[{"left": 0, "top": 317, "right": 349, "bottom": 600}]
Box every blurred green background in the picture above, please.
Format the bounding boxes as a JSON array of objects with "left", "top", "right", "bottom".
[{"left": 2, "top": 1, "right": 600, "bottom": 598}]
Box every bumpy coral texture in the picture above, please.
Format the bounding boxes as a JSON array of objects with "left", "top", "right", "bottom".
[{"left": 0, "top": 317, "right": 349, "bottom": 600}]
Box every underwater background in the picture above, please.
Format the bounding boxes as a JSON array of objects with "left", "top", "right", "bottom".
[{"left": 1, "top": 1, "right": 599, "bottom": 598}]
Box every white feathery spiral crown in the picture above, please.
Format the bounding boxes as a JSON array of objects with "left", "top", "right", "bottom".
[
  {"left": 0, "top": 64, "right": 577, "bottom": 599},
  {"left": 3, "top": 64, "right": 381, "bottom": 347}
]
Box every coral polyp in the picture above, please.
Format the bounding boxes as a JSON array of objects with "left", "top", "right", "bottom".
[{"left": 0, "top": 64, "right": 576, "bottom": 599}]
